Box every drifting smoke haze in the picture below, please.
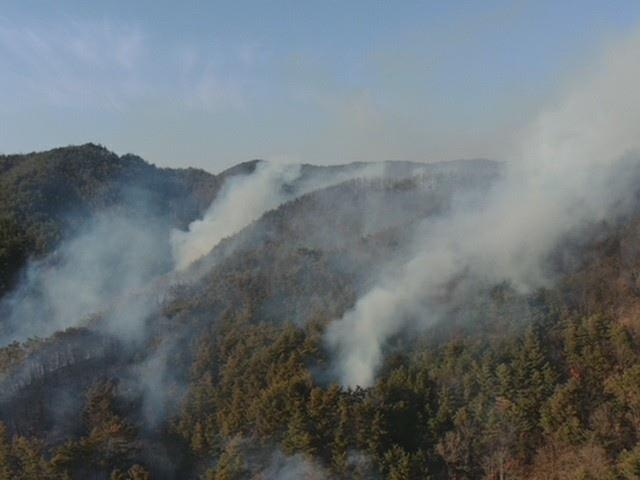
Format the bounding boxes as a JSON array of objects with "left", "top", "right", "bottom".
[
  {"left": 170, "top": 162, "right": 302, "bottom": 271},
  {"left": 3, "top": 23, "right": 640, "bottom": 480},
  {"left": 325, "top": 27, "right": 640, "bottom": 388},
  {"left": 5, "top": 24, "right": 640, "bottom": 387},
  {"left": 0, "top": 158, "right": 384, "bottom": 347},
  {"left": 259, "top": 452, "right": 330, "bottom": 480},
  {"left": 4, "top": 4, "right": 640, "bottom": 478},
  {"left": 0, "top": 212, "right": 172, "bottom": 345},
  {"left": 170, "top": 160, "right": 384, "bottom": 271}
]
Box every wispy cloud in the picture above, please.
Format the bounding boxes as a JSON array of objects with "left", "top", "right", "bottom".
[
  {"left": 0, "top": 19, "right": 148, "bottom": 110},
  {"left": 0, "top": 18, "right": 257, "bottom": 113},
  {"left": 176, "top": 47, "right": 248, "bottom": 112}
]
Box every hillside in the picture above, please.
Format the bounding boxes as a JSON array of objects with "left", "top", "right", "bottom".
[
  {"left": 0, "top": 144, "right": 227, "bottom": 297},
  {"left": 1, "top": 146, "right": 640, "bottom": 479}
]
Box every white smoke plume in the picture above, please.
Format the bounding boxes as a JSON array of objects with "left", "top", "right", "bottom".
[
  {"left": 0, "top": 156, "right": 383, "bottom": 349},
  {"left": 0, "top": 212, "right": 171, "bottom": 345},
  {"left": 258, "top": 451, "right": 329, "bottom": 480},
  {"left": 171, "top": 161, "right": 301, "bottom": 270},
  {"left": 325, "top": 27, "right": 640, "bottom": 387},
  {"left": 170, "top": 160, "right": 384, "bottom": 271}
]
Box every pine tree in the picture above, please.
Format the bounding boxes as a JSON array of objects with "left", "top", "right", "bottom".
[
  {"left": 207, "top": 440, "right": 247, "bottom": 480},
  {"left": 0, "top": 422, "right": 15, "bottom": 480},
  {"left": 330, "top": 398, "right": 351, "bottom": 475},
  {"left": 283, "top": 402, "right": 315, "bottom": 456},
  {"left": 618, "top": 443, "right": 640, "bottom": 480},
  {"left": 384, "top": 445, "right": 412, "bottom": 480},
  {"left": 511, "top": 328, "right": 557, "bottom": 456},
  {"left": 605, "top": 364, "right": 640, "bottom": 433}
]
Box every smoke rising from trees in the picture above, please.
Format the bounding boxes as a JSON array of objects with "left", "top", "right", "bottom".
[{"left": 325, "top": 27, "right": 640, "bottom": 387}]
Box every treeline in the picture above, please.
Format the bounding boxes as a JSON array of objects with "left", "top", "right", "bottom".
[
  {"left": 2, "top": 147, "right": 640, "bottom": 478},
  {"left": 173, "top": 306, "right": 640, "bottom": 479},
  {"left": 3, "top": 301, "right": 640, "bottom": 479}
]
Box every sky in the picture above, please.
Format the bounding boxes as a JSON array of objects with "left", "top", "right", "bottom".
[{"left": 1, "top": 1, "right": 639, "bottom": 172}]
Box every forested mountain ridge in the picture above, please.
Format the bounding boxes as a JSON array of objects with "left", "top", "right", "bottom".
[
  {"left": 0, "top": 143, "right": 226, "bottom": 296},
  {"left": 1, "top": 145, "right": 640, "bottom": 479}
]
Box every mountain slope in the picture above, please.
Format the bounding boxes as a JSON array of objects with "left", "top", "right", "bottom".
[
  {"left": 2, "top": 146, "right": 640, "bottom": 479},
  {"left": 0, "top": 143, "right": 223, "bottom": 295}
]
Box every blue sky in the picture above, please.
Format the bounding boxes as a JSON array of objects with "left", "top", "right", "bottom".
[{"left": 1, "top": 1, "right": 639, "bottom": 171}]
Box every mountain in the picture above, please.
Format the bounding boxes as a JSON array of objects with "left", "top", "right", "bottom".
[
  {"left": 0, "top": 143, "right": 225, "bottom": 296},
  {"left": 1, "top": 145, "right": 640, "bottom": 479}
]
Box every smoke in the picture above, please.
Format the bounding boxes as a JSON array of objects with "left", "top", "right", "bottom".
[
  {"left": 126, "top": 335, "right": 186, "bottom": 428},
  {"left": 257, "top": 451, "right": 329, "bottom": 480},
  {"left": 170, "top": 160, "right": 384, "bottom": 271},
  {"left": 171, "top": 161, "right": 301, "bottom": 270},
  {"left": 0, "top": 211, "right": 172, "bottom": 345},
  {"left": 0, "top": 153, "right": 385, "bottom": 370},
  {"left": 325, "top": 27, "right": 640, "bottom": 387},
  {"left": 0, "top": 152, "right": 393, "bottom": 436},
  {"left": 253, "top": 450, "right": 372, "bottom": 479}
]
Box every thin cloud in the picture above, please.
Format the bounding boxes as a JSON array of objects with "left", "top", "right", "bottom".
[
  {"left": 0, "top": 19, "right": 148, "bottom": 110},
  {"left": 0, "top": 18, "right": 256, "bottom": 113}
]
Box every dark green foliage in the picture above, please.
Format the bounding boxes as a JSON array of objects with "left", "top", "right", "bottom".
[{"left": 0, "top": 143, "right": 221, "bottom": 296}]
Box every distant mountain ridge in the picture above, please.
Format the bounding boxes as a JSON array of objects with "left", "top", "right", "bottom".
[
  {"left": 0, "top": 144, "right": 497, "bottom": 296},
  {"left": 0, "top": 144, "right": 220, "bottom": 295}
]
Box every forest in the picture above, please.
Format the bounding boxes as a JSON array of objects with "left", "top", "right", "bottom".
[{"left": 1, "top": 145, "right": 640, "bottom": 479}]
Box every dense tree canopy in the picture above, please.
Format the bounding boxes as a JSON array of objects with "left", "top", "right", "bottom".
[{"left": 1, "top": 146, "right": 639, "bottom": 479}]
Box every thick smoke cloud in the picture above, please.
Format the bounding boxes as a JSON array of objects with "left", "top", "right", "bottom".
[
  {"left": 5, "top": 24, "right": 640, "bottom": 420},
  {"left": 170, "top": 160, "right": 384, "bottom": 271},
  {"left": 0, "top": 156, "right": 384, "bottom": 364},
  {"left": 325, "top": 28, "right": 640, "bottom": 387},
  {"left": 0, "top": 212, "right": 171, "bottom": 345},
  {"left": 171, "top": 162, "right": 302, "bottom": 270}
]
